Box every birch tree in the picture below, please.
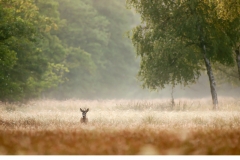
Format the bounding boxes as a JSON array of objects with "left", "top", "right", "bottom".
[{"left": 127, "top": 0, "right": 239, "bottom": 110}]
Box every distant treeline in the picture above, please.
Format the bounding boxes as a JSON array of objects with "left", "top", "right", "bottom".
[{"left": 0, "top": 0, "right": 142, "bottom": 102}]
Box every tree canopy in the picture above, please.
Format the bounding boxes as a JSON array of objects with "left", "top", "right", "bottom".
[{"left": 0, "top": 0, "right": 62, "bottom": 102}]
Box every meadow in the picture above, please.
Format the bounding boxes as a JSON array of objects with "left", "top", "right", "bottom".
[{"left": 0, "top": 97, "right": 240, "bottom": 155}]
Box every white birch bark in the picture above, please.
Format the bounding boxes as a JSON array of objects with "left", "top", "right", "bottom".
[{"left": 203, "top": 45, "right": 218, "bottom": 110}]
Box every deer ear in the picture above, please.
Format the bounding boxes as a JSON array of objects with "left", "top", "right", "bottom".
[
  {"left": 80, "top": 108, "right": 83, "bottom": 112},
  {"left": 86, "top": 108, "right": 89, "bottom": 112}
]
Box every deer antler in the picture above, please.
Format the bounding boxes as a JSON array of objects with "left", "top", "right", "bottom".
[{"left": 80, "top": 108, "right": 89, "bottom": 112}]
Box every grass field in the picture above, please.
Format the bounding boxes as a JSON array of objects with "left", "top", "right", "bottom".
[{"left": 0, "top": 97, "right": 240, "bottom": 155}]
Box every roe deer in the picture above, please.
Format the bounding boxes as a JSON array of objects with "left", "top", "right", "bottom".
[{"left": 80, "top": 108, "right": 89, "bottom": 123}]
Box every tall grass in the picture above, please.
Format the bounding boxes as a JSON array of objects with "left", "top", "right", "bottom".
[{"left": 0, "top": 97, "right": 240, "bottom": 155}]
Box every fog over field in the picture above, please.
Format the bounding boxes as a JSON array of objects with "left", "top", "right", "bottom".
[{"left": 1, "top": 0, "right": 240, "bottom": 155}]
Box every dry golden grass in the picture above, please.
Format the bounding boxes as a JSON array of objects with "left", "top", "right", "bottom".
[{"left": 0, "top": 97, "right": 240, "bottom": 155}]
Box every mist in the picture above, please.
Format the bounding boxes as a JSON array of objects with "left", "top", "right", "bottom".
[{"left": 49, "top": 0, "right": 239, "bottom": 100}]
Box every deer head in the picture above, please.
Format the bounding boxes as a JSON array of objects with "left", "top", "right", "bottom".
[{"left": 80, "top": 108, "right": 89, "bottom": 119}]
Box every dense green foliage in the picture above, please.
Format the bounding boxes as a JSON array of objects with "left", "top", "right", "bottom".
[
  {"left": 0, "top": 0, "right": 139, "bottom": 102},
  {"left": 0, "top": 0, "right": 61, "bottom": 102}
]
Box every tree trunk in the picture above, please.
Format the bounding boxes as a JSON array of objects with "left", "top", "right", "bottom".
[
  {"left": 202, "top": 44, "right": 218, "bottom": 110},
  {"left": 235, "top": 46, "right": 240, "bottom": 81}
]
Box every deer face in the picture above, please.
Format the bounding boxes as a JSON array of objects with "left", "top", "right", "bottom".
[{"left": 80, "top": 108, "right": 89, "bottom": 119}]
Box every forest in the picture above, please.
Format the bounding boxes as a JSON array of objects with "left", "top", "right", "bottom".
[
  {"left": 0, "top": 0, "right": 240, "bottom": 104},
  {"left": 0, "top": 0, "right": 143, "bottom": 102}
]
